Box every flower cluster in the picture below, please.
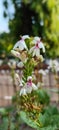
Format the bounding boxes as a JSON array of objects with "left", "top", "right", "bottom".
[
  {"left": 11, "top": 35, "right": 45, "bottom": 96},
  {"left": 48, "top": 59, "right": 59, "bottom": 73}
]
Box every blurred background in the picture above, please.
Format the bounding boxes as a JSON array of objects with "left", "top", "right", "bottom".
[{"left": 0, "top": 0, "right": 59, "bottom": 107}]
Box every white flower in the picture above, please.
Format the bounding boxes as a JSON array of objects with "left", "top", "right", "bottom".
[
  {"left": 30, "top": 36, "right": 45, "bottom": 57},
  {"left": 17, "top": 61, "right": 24, "bottom": 68},
  {"left": 33, "top": 36, "right": 45, "bottom": 52},
  {"left": 30, "top": 46, "right": 40, "bottom": 57},
  {"left": 32, "top": 83, "right": 37, "bottom": 90},
  {"left": 32, "top": 36, "right": 41, "bottom": 44},
  {"left": 14, "top": 73, "right": 24, "bottom": 87},
  {"left": 27, "top": 76, "right": 32, "bottom": 81},
  {"left": 20, "top": 88, "right": 27, "bottom": 96},
  {"left": 21, "top": 35, "right": 30, "bottom": 40},
  {"left": 20, "top": 82, "right": 24, "bottom": 87},
  {"left": 11, "top": 50, "right": 21, "bottom": 58},
  {"left": 13, "top": 35, "right": 29, "bottom": 52},
  {"left": 14, "top": 73, "right": 20, "bottom": 81},
  {"left": 38, "top": 69, "right": 46, "bottom": 75},
  {"left": 26, "top": 76, "right": 37, "bottom": 92},
  {"left": 48, "top": 59, "right": 59, "bottom": 72},
  {"left": 25, "top": 76, "right": 33, "bottom": 93},
  {"left": 25, "top": 82, "right": 37, "bottom": 93},
  {"left": 19, "top": 76, "right": 38, "bottom": 96},
  {"left": 8, "top": 59, "right": 16, "bottom": 69},
  {"left": 13, "top": 39, "right": 28, "bottom": 51},
  {"left": 25, "top": 84, "right": 32, "bottom": 94},
  {"left": 14, "top": 73, "right": 20, "bottom": 86}
]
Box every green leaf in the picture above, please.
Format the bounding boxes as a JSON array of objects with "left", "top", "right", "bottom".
[
  {"left": 50, "top": 115, "right": 59, "bottom": 127},
  {"left": 38, "top": 106, "right": 59, "bottom": 128},
  {"left": 44, "top": 105, "right": 59, "bottom": 116},
  {"left": 20, "top": 111, "right": 39, "bottom": 129},
  {"left": 0, "top": 108, "right": 6, "bottom": 114},
  {"left": 37, "top": 125, "right": 57, "bottom": 130},
  {"left": 0, "top": 117, "right": 8, "bottom": 130},
  {"left": 39, "top": 113, "right": 50, "bottom": 127},
  {"left": 0, "top": 108, "right": 7, "bottom": 116},
  {"left": 36, "top": 89, "right": 50, "bottom": 105}
]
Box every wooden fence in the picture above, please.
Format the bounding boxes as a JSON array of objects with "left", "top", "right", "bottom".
[{"left": 0, "top": 65, "right": 59, "bottom": 107}]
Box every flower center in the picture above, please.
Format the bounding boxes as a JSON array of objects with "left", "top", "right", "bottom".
[
  {"left": 35, "top": 40, "right": 40, "bottom": 48},
  {"left": 27, "top": 79, "right": 32, "bottom": 86}
]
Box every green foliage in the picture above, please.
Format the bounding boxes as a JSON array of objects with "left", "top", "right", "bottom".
[
  {"left": 0, "top": 107, "right": 20, "bottom": 130},
  {"left": 43, "top": 105, "right": 59, "bottom": 115},
  {"left": 0, "top": 117, "right": 8, "bottom": 130},
  {"left": 20, "top": 111, "right": 39, "bottom": 129},
  {"left": 0, "top": 33, "right": 13, "bottom": 57},
  {"left": 38, "top": 106, "right": 59, "bottom": 130},
  {"left": 0, "top": 116, "right": 16, "bottom": 130},
  {"left": 3, "top": 0, "right": 59, "bottom": 58},
  {"left": 37, "top": 125, "right": 57, "bottom": 130},
  {"left": 19, "top": 106, "right": 59, "bottom": 130},
  {"left": 0, "top": 102, "right": 59, "bottom": 130},
  {"left": 36, "top": 89, "right": 50, "bottom": 105},
  {"left": 12, "top": 90, "right": 59, "bottom": 130}
]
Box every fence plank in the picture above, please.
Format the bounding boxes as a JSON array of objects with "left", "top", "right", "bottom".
[{"left": 0, "top": 68, "right": 59, "bottom": 107}]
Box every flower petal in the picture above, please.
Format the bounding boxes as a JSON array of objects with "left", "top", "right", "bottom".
[
  {"left": 29, "top": 47, "right": 34, "bottom": 53},
  {"left": 13, "top": 40, "right": 28, "bottom": 51},
  {"left": 33, "top": 36, "right": 41, "bottom": 45},
  {"left": 26, "top": 86, "right": 32, "bottom": 93},
  {"left": 32, "top": 49, "right": 37, "bottom": 57},
  {"left": 11, "top": 50, "right": 21, "bottom": 58},
  {"left": 39, "top": 42, "right": 45, "bottom": 52},
  {"left": 21, "top": 35, "right": 30, "bottom": 40},
  {"left": 13, "top": 41, "right": 20, "bottom": 51},
  {"left": 20, "top": 88, "right": 27, "bottom": 96},
  {"left": 36, "top": 48, "right": 40, "bottom": 57},
  {"left": 17, "top": 62, "right": 24, "bottom": 68},
  {"left": 34, "top": 36, "right": 41, "bottom": 42},
  {"left": 32, "top": 83, "right": 37, "bottom": 90}
]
